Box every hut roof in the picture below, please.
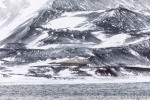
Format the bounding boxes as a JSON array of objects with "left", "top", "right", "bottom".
[{"left": 59, "top": 57, "right": 90, "bottom": 64}]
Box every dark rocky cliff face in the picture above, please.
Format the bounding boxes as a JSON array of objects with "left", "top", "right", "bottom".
[
  {"left": 52, "top": 0, "right": 150, "bottom": 11},
  {"left": 94, "top": 7, "right": 150, "bottom": 33}
]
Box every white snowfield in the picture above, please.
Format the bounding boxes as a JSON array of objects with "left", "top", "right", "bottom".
[
  {"left": 1, "top": 75, "right": 150, "bottom": 85},
  {"left": 42, "top": 17, "right": 87, "bottom": 29},
  {"left": 42, "top": 10, "right": 105, "bottom": 30},
  {"left": 92, "top": 32, "right": 150, "bottom": 48}
]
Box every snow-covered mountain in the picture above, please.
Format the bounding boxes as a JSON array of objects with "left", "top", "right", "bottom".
[{"left": 1, "top": 0, "right": 150, "bottom": 81}]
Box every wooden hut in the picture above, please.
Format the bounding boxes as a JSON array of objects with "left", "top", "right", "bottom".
[{"left": 58, "top": 57, "right": 90, "bottom": 67}]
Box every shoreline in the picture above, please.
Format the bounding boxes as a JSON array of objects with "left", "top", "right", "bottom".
[{"left": 1, "top": 76, "right": 150, "bottom": 85}]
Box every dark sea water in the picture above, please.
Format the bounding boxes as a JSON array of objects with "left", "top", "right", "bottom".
[{"left": 0, "top": 83, "right": 150, "bottom": 100}]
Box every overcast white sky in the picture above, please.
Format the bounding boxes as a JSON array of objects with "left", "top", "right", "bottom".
[{"left": 0, "top": 0, "right": 54, "bottom": 43}]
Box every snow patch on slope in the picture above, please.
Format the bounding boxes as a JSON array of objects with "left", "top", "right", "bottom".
[
  {"left": 92, "top": 33, "right": 130, "bottom": 48},
  {"left": 42, "top": 17, "right": 87, "bottom": 29}
]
